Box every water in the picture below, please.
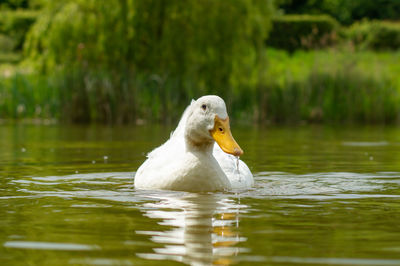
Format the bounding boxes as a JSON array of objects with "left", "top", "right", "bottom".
[{"left": 1, "top": 123, "right": 400, "bottom": 265}]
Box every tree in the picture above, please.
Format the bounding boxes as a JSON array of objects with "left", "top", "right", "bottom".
[{"left": 25, "top": 0, "right": 275, "bottom": 123}]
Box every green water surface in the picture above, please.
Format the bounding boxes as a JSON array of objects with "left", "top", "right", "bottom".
[{"left": 1, "top": 124, "right": 400, "bottom": 265}]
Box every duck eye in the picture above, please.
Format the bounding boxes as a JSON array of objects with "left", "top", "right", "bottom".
[
  {"left": 218, "top": 127, "right": 224, "bottom": 132},
  {"left": 201, "top": 104, "right": 207, "bottom": 110}
]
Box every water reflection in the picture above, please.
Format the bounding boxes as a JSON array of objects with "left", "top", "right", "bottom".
[{"left": 136, "top": 193, "right": 247, "bottom": 265}]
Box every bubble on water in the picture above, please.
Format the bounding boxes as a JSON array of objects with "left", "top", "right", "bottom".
[
  {"left": 75, "top": 171, "right": 79, "bottom": 174},
  {"left": 92, "top": 160, "right": 96, "bottom": 164},
  {"left": 369, "top": 156, "right": 374, "bottom": 161},
  {"left": 103, "top": 156, "right": 108, "bottom": 160},
  {"left": 21, "top": 148, "right": 26, "bottom": 153}
]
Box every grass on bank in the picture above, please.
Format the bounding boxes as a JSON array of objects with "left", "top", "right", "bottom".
[
  {"left": 1, "top": 48, "right": 400, "bottom": 124},
  {"left": 262, "top": 49, "right": 400, "bottom": 124}
]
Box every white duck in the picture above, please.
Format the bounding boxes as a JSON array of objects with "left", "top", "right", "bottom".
[{"left": 134, "top": 95, "right": 253, "bottom": 192}]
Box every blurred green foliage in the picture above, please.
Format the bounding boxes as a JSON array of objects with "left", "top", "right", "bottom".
[
  {"left": 2, "top": 49, "right": 400, "bottom": 124},
  {"left": 0, "top": 0, "right": 29, "bottom": 9},
  {"left": 278, "top": 0, "right": 400, "bottom": 25},
  {"left": 0, "top": 0, "right": 43, "bottom": 10},
  {"left": 0, "top": 33, "right": 15, "bottom": 52},
  {"left": 0, "top": 10, "right": 37, "bottom": 51},
  {"left": 344, "top": 20, "right": 400, "bottom": 51},
  {"left": 23, "top": 0, "right": 274, "bottom": 123},
  {"left": 268, "top": 15, "right": 338, "bottom": 52},
  {"left": 260, "top": 49, "right": 400, "bottom": 123},
  {"left": 0, "top": 72, "right": 59, "bottom": 118},
  {"left": 1, "top": 0, "right": 400, "bottom": 124}
]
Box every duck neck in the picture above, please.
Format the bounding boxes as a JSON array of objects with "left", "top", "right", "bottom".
[{"left": 185, "top": 133, "right": 214, "bottom": 155}]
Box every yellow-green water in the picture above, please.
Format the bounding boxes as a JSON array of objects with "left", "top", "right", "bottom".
[{"left": 1, "top": 124, "right": 400, "bottom": 265}]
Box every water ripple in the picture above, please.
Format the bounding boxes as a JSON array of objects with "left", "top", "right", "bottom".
[
  {"left": 4, "top": 171, "right": 400, "bottom": 201},
  {"left": 4, "top": 241, "right": 100, "bottom": 251}
]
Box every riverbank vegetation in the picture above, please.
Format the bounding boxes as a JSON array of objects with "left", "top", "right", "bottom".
[
  {"left": 2, "top": 49, "right": 399, "bottom": 124},
  {"left": 1, "top": 0, "right": 400, "bottom": 125}
]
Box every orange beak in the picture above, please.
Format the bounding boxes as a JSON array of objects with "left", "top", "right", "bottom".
[{"left": 210, "top": 116, "right": 243, "bottom": 156}]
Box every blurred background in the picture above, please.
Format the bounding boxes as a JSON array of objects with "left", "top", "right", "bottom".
[{"left": 0, "top": 0, "right": 400, "bottom": 125}]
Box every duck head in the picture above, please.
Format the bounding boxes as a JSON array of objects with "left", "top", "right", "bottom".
[{"left": 185, "top": 95, "right": 243, "bottom": 156}]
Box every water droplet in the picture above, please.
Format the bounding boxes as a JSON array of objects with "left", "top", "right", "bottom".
[
  {"left": 21, "top": 148, "right": 26, "bottom": 153},
  {"left": 235, "top": 156, "right": 241, "bottom": 182},
  {"left": 369, "top": 156, "right": 374, "bottom": 161},
  {"left": 103, "top": 156, "right": 108, "bottom": 160},
  {"left": 75, "top": 170, "right": 79, "bottom": 174},
  {"left": 92, "top": 160, "right": 96, "bottom": 164}
]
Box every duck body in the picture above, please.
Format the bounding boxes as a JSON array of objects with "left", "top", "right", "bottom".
[
  {"left": 134, "top": 95, "right": 253, "bottom": 192},
  {"left": 135, "top": 143, "right": 231, "bottom": 191}
]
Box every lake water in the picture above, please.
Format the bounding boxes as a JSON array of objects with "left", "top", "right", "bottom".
[{"left": 1, "top": 124, "right": 400, "bottom": 265}]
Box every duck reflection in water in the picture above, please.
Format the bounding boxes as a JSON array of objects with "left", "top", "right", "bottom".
[{"left": 136, "top": 193, "right": 247, "bottom": 265}]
